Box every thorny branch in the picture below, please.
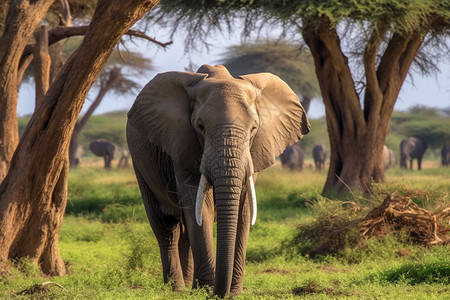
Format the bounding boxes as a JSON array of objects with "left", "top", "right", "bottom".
[{"left": 21, "top": 26, "right": 173, "bottom": 59}]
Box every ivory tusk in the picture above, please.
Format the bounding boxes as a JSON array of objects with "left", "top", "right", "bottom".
[
  {"left": 248, "top": 175, "right": 257, "bottom": 226},
  {"left": 195, "top": 174, "right": 209, "bottom": 226}
]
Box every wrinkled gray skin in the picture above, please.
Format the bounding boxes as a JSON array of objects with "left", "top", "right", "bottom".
[
  {"left": 442, "top": 144, "right": 450, "bottom": 167},
  {"left": 382, "top": 145, "right": 396, "bottom": 170},
  {"left": 280, "top": 144, "right": 305, "bottom": 171},
  {"left": 89, "top": 139, "right": 117, "bottom": 169},
  {"left": 126, "top": 65, "right": 310, "bottom": 297},
  {"left": 312, "top": 143, "right": 327, "bottom": 171},
  {"left": 400, "top": 137, "right": 427, "bottom": 170}
]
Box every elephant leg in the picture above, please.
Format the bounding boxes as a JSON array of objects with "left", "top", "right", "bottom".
[
  {"left": 417, "top": 157, "right": 422, "bottom": 170},
  {"left": 178, "top": 223, "right": 194, "bottom": 288},
  {"left": 409, "top": 159, "right": 413, "bottom": 170},
  {"left": 230, "top": 178, "right": 253, "bottom": 296},
  {"left": 134, "top": 170, "right": 185, "bottom": 290},
  {"left": 174, "top": 169, "right": 215, "bottom": 288},
  {"left": 106, "top": 154, "right": 112, "bottom": 169}
]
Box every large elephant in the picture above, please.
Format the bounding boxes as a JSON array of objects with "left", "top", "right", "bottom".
[
  {"left": 400, "top": 136, "right": 427, "bottom": 170},
  {"left": 280, "top": 144, "right": 306, "bottom": 171},
  {"left": 312, "top": 143, "right": 327, "bottom": 171},
  {"left": 382, "top": 145, "right": 396, "bottom": 170},
  {"left": 126, "top": 64, "right": 310, "bottom": 297},
  {"left": 442, "top": 144, "right": 450, "bottom": 167},
  {"left": 89, "top": 139, "right": 117, "bottom": 169}
]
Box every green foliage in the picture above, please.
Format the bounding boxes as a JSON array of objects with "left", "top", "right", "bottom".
[{"left": 158, "top": 0, "right": 450, "bottom": 33}]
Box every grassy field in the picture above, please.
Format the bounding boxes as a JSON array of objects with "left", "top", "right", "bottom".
[{"left": 1, "top": 158, "right": 449, "bottom": 299}]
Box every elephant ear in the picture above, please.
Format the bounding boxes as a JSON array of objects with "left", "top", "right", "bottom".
[
  {"left": 240, "top": 73, "right": 311, "bottom": 172},
  {"left": 127, "top": 71, "right": 207, "bottom": 173}
]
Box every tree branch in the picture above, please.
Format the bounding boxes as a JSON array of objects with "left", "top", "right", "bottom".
[
  {"left": 21, "top": 26, "right": 173, "bottom": 61},
  {"left": 363, "top": 22, "right": 389, "bottom": 126}
]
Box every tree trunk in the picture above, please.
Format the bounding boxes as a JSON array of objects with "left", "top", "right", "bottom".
[
  {"left": 302, "top": 17, "right": 424, "bottom": 194},
  {"left": 0, "top": 0, "right": 160, "bottom": 275},
  {"left": 34, "top": 25, "right": 52, "bottom": 109},
  {"left": 0, "top": 0, "right": 55, "bottom": 182}
]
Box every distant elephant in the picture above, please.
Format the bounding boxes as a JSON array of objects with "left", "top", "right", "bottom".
[
  {"left": 73, "top": 144, "right": 84, "bottom": 166},
  {"left": 442, "top": 144, "right": 450, "bottom": 167},
  {"left": 280, "top": 144, "right": 305, "bottom": 171},
  {"left": 400, "top": 136, "right": 427, "bottom": 170},
  {"left": 312, "top": 143, "right": 327, "bottom": 171},
  {"left": 89, "top": 139, "right": 117, "bottom": 169},
  {"left": 382, "top": 145, "right": 396, "bottom": 170},
  {"left": 126, "top": 64, "right": 310, "bottom": 297},
  {"left": 117, "top": 148, "right": 129, "bottom": 168}
]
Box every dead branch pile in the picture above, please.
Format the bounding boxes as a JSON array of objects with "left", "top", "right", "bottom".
[{"left": 361, "top": 192, "right": 450, "bottom": 245}]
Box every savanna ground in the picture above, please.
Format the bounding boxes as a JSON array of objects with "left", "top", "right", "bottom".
[{"left": 1, "top": 158, "right": 449, "bottom": 299}]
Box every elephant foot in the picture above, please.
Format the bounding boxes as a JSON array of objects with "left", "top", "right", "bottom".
[
  {"left": 193, "top": 278, "right": 214, "bottom": 290},
  {"left": 229, "top": 284, "right": 243, "bottom": 296}
]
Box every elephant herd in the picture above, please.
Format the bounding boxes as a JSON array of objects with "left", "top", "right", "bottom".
[
  {"left": 280, "top": 136, "right": 450, "bottom": 172},
  {"left": 279, "top": 143, "right": 327, "bottom": 171}
]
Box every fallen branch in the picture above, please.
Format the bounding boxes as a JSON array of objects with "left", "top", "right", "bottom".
[
  {"left": 17, "top": 281, "right": 68, "bottom": 295},
  {"left": 360, "top": 192, "right": 450, "bottom": 245}
]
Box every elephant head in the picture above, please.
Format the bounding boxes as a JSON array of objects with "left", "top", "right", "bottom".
[{"left": 127, "top": 64, "right": 310, "bottom": 296}]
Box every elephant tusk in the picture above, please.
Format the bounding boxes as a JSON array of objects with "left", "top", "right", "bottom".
[
  {"left": 248, "top": 175, "right": 257, "bottom": 226},
  {"left": 195, "top": 174, "right": 209, "bottom": 226}
]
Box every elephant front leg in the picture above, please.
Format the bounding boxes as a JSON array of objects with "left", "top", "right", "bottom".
[
  {"left": 134, "top": 170, "right": 186, "bottom": 290},
  {"left": 175, "top": 170, "right": 216, "bottom": 288},
  {"left": 178, "top": 223, "right": 194, "bottom": 288}
]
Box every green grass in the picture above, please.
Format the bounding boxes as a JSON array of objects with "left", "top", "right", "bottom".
[{"left": 0, "top": 160, "right": 449, "bottom": 299}]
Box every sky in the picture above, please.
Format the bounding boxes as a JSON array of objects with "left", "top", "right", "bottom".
[{"left": 17, "top": 25, "right": 450, "bottom": 119}]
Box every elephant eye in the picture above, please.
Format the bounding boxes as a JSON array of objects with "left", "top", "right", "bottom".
[
  {"left": 197, "top": 119, "right": 205, "bottom": 133},
  {"left": 250, "top": 122, "right": 258, "bottom": 135}
]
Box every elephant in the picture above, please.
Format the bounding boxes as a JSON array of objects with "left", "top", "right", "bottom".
[
  {"left": 73, "top": 144, "right": 84, "bottom": 166},
  {"left": 442, "top": 144, "right": 450, "bottom": 167},
  {"left": 312, "top": 143, "right": 327, "bottom": 171},
  {"left": 89, "top": 139, "right": 117, "bottom": 169},
  {"left": 382, "top": 145, "right": 396, "bottom": 170},
  {"left": 400, "top": 136, "right": 427, "bottom": 170},
  {"left": 280, "top": 144, "right": 305, "bottom": 171},
  {"left": 126, "top": 64, "right": 310, "bottom": 297}
]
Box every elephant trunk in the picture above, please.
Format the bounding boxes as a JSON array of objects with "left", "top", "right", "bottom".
[
  {"left": 213, "top": 174, "right": 242, "bottom": 297},
  {"left": 197, "top": 126, "right": 256, "bottom": 297}
]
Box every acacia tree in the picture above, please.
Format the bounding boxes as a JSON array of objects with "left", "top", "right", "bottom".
[
  {"left": 0, "top": 0, "right": 159, "bottom": 275},
  {"left": 221, "top": 40, "right": 320, "bottom": 112},
  {"left": 155, "top": 0, "right": 450, "bottom": 193}
]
